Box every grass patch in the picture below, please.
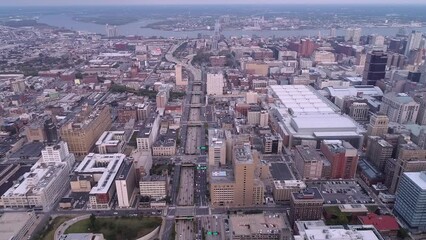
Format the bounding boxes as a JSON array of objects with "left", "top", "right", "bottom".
[{"left": 65, "top": 216, "right": 162, "bottom": 240}]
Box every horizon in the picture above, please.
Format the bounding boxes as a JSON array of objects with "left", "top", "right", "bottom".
[{"left": 1, "top": 2, "right": 426, "bottom": 7}]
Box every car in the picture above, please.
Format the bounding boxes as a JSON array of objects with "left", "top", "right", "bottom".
[{"left": 113, "top": 212, "right": 118, "bottom": 215}]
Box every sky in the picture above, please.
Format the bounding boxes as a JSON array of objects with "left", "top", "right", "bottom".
[{"left": 1, "top": 0, "right": 425, "bottom": 6}]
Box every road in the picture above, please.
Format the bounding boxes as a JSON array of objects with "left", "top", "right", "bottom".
[{"left": 54, "top": 215, "right": 90, "bottom": 240}]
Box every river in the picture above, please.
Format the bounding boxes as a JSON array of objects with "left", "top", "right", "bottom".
[{"left": 38, "top": 14, "right": 426, "bottom": 38}]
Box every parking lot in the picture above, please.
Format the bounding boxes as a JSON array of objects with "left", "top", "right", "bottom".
[{"left": 307, "top": 180, "right": 375, "bottom": 205}]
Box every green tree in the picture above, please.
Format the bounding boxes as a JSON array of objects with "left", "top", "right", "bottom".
[{"left": 89, "top": 214, "right": 97, "bottom": 230}]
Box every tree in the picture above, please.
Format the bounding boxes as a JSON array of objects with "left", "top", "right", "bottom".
[{"left": 89, "top": 214, "right": 97, "bottom": 230}]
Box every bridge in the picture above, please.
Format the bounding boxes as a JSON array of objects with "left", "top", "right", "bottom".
[
  {"left": 175, "top": 206, "right": 196, "bottom": 220},
  {"left": 185, "top": 103, "right": 203, "bottom": 108}
]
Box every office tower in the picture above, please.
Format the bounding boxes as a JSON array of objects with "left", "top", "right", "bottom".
[
  {"left": 206, "top": 73, "right": 224, "bottom": 95},
  {"left": 290, "top": 187, "right": 324, "bottom": 225},
  {"left": 209, "top": 145, "right": 264, "bottom": 207},
  {"left": 389, "top": 143, "right": 426, "bottom": 193},
  {"left": 345, "top": 28, "right": 362, "bottom": 44},
  {"left": 156, "top": 91, "right": 168, "bottom": 109},
  {"left": 115, "top": 161, "right": 136, "bottom": 208},
  {"left": 105, "top": 24, "right": 118, "bottom": 38},
  {"left": 394, "top": 171, "right": 426, "bottom": 229},
  {"left": 380, "top": 92, "right": 419, "bottom": 124},
  {"left": 371, "top": 34, "right": 385, "bottom": 47},
  {"left": 415, "top": 93, "right": 426, "bottom": 125},
  {"left": 208, "top": 129, "right": 227, "bottom": 166},
  {"left": 263, "top": 134, "right": 283, "bottom": 154},
  {"left": 348, "top": 102, "right": 369, "bottom": 122},
  {"left": 362, "top": 50, "right": 388, "bottom": 85},
  {"left": 294, "top": 145, "right": 323, "bottom": 180},
  {"left": 367, "top": 114, "right": 389, "bottom": 137},
  {"left": 44, "top": 117, "right": 58, "bottom": 143},
  {"left": 320, "top": 140, "right": 359, "bottom": 179},
  {"left": 59, "top": 105, "right": 112, "bottom": 156},
  {"left": 387, "top": 53, "right": 405, "bottom": 69},
  {"left": 389, "top": 38, "right": 404, "bottom": 54},
  {"left": 405, "top": 30, "right": 423, "bottom": 56},
  {"left": 366, "top": 136, "right": 393, "bottom": 171},
  {"left": 300, "top": 39, "right": 316, "bottom": 58},
  {"left": 259, "top": 111, "right": 269, "bottom": 127},
  {"left": 233, "top": 146, "right": 264, "bottom": 206},
  {"left": 330, "top": 28, "right": 336, "bottom": 38},
  {"left": 211, "top": 20, "right": 221, "bottom": 51},
  {"left": 175, "top": 64, "right": 187, "bottom": 86}
]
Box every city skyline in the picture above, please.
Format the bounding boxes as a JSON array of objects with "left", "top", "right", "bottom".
[{"left": 1, "top": 0, "right": 426, "bottom": 6}]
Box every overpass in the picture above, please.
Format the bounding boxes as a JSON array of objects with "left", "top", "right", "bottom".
[
  {"left": 181, "top": 121, "right": 203, "bottom": 126},
  {"left": 175, "top": 206, "right": 196, "bottom": 220}
]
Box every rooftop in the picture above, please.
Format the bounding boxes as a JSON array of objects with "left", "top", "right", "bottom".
[
  {"left": 404, "top": 171, "right": 426, "bottom": 190},
  {"left": 292, "top": 187, "right": 323, "bottom": 201},
  {"left": 384, "top": 92, "right": 416, "bottom": 104},
  {"left": 358, "top": 213, "right": 399, "bottom": 231}
]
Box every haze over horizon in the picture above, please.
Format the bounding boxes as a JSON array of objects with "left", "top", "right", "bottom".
[{"left": 1, "top": 0, "right": 426, "bottom": 6}]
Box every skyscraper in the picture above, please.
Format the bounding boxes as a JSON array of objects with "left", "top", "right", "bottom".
[
  {"left": 105, "top": 24, "right": 119, "bottom": 38},
  {"left": 394, "top": 171, "right": 426, "bottom": 230},
  {"left": 362, "top": 50, "right": 388, "bottom": 85},
  {"left": 345, "top": 28, "right": 362, "bottom": 44},
  {"left": 404, "top": 30, "right": 423, "bottom": 56},
  {"left": 320, "top": 140, "right": 359, "bottom": 179},
  {"left": 44, "top": 117, "right": 58, "bottom": 144}
]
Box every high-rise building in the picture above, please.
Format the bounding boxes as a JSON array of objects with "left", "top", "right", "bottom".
[
  {"left": 206, "top": 73, "right": 224, "bottom": 95},
  {"left": 44, "top": 117, "right": 58, "bottom": 144},
  {"left": 345, "top": 28, "right": 362, "bottom": 44},
  {"left": 156, "top": 91, "right": 168, "bottom": 109},
  {"left": 380, "top": 92, "right": 419, "bottom": 124},
  {"left": 320, "top": 140, "right": 359, "bottom": 179},
  {"left": 367, "top": 114, "right": 389, "bottom": 137},
  {"left": 263, "top": 134, "right": 283, "bottom": 154},
  {"left": 362, "top": 50, "right": 388, "bottom": 85},
  {"left": 404, "top": 30, "right": 423, "bottom": 56},
  {"left": 59, "top": 105, "right": 112, "bottom": 156},
  {"left": 105, "top": 24, "right": 118, "bottom": 37},
  {"left": 348, "top": 102, "right": 369, "bottom": 122},
  {"left": 300, "top": 39, "right": 316, "bottom": 58},
  {"left": 290, "top": 187, "right": 324, "bottom": 225},
  {"left": 209, "top": 145, "right": 264, "bottom": 207},
  {"left": 41, "top": 141, "right": 75, "bottom": 167},
  {"left": 208, "top": 129, "right": 227, "bottom": 166},
  {"left": 294, "top": 145, "right": 323, "bottom": 180},
  {"left": 394, "top": 171, "right": 426, "bottom": 230},
  {"left": 175, "top": 64, "right": 187, "bottom": 86},
  {"left": 115, "top": 161, "right": 136, "bottom": 208},
  {"left": 366, "top": 136, "right": 393, "bottom": 172},
  {"left": 389, "top": 143, "right": 426, "bottom": 193}
]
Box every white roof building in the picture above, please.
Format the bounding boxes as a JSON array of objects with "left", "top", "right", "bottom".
[{"left": 269, "top": 85, "right": 365, "bottom": 148}]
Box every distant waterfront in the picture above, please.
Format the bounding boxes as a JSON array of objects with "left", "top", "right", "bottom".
[{"left": 38, "top": 14, "right": 426, "bottom": 38}]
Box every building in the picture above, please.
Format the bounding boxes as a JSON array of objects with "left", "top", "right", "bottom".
[
  {"left": 208, "top": 129, "right": 227, "bottom": 166},
  {"left": 206, "top": 73, "right": 224, "bottom": 95},
  {"left": 44, "top": 117, "right": 59, "bottom": 144},
  {"left": 209, "top": 145, "right": 264, "bottom": 207},
  {"left": 152, "top": 136, "right": 176, "bottom": 156},
  {"left": 294, "top": 220, "right": 384, "bottom": 240},
  {"left": 362, "top": 51, "right": 388, "bottom": 85},
  {"left": 136, "top": 113, "right": 161, "bottom": 152},
  {"left": 273, "top": 180, "right": 306, "bottom": 202},
  {"left": 381, "top": 93, "right": 420, "bottom": 124},
  {"left": 60, "top": 105, "right": 112, "bottom": 156},
  {"left": 139, "top": 175, "right": 167, "bottom": 201},
  {"left": 25, "top": 120, "right": 46, "bottom": 142},
  {"left": 290, "top": 188, "right": 324, "bottom": 225},
  {"left": 156, "top": 91, "right": 168, "bottom": 109},
  {"left": 394, "top": 171, "right": 426, "bottom": 230},
  {"left": 349, "top": 102, "right": 369, "bottom": 122},
  {"left": 245, "top": 91, "right": 258, "bottom": 104},
  {"left": 115, "top": 161, "right": 136, "bottom": 208},
  {"left": 229, "top": 214, "right": 291, "bottom": 240},
  {"left": 358, "top": 213, "right": 399, "bottom": 237},
  {"left": 366, "top": 136, "right": 393, "bottom": 171},
  {"left": 175, "top": 64, "right": 187, "bottom": 86},
  {"left": 312, "top": 51, "right": 335, "bottom": 64},
  {"left": 1, "top": 160, "right": 70, "bottom": 210},
  {"left": 320, "top": 140, "right": 359, "bottom": 179},
  {"left": 345, "top": 27, "right": 362, "bottom": 44},
  {"left": 263, "top": 134, "right": 283, "bottom": 154},
  {"left": 367, "top": 114, "right": 389, "bottom": 137},
  {"left": 105, "top": 24, "right": 118, "bottom": 37},
  {"left": 0, "top": 212, "right": 37, "bottom": 240},
  {"left": 389, "top": 143, "right": 426, "bottom": 193},
  {"left": 405, "top": 30, "right": 423, "bottom": 56},
  {"left": 294, "top": 145, "right": 323, "bottom": 180},
  {"left": 95, "top": 131, "right": 126, "bottom": 154},
  {"left": 269, "top": 85, "right": 364, "bottom": 149},
  {"left": 10, "top": 79, "right": 26, "bottom": 93},
  {"left": 74, "top": 153, "right": 125, "bottom": 209}
]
